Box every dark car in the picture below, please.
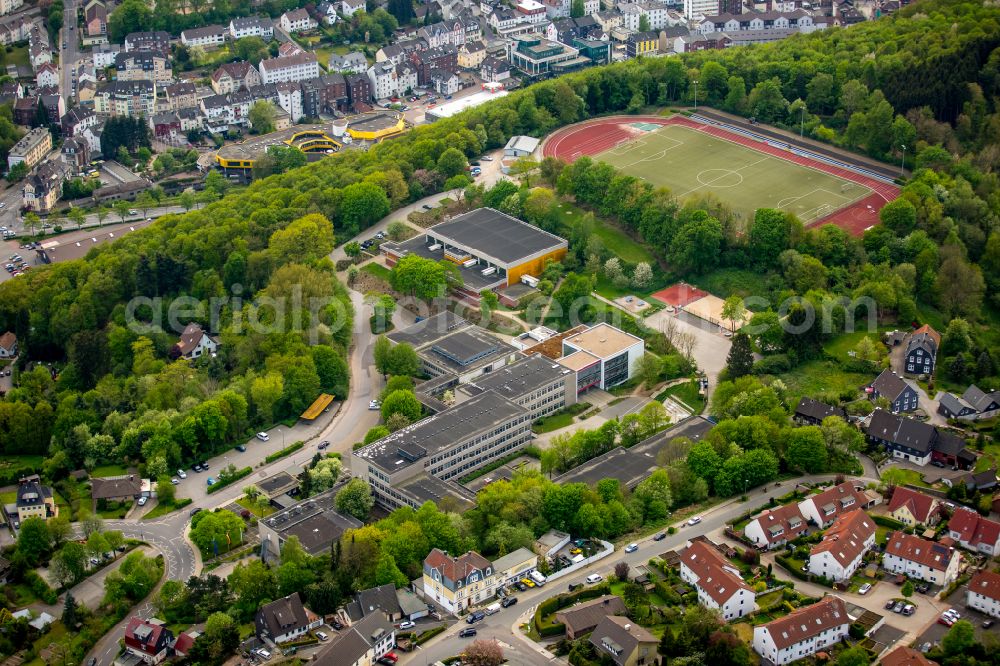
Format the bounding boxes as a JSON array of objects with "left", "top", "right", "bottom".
[
  {"left": 200, "top": 461, "right": 209, "bottom": 469},
  {"left": 235, "top": 444, "right": 246, "bottom": 452},
  {"left": 318, "top": 441, "right": 330, "bottom": 449},
  {"left": 501, "top": 596, "right": 518, "bottom": 608},
  {"left": 192, "top": 463, "right": 203, "bottom": 472},
  {"left": 466, "top": 611, "right": 485, "bottom": 624},
  {"left": 190, "top": 508, "right": 203, "bottom": 518},
  {"left": 514, "top": 581, "right": 527, "bottom": 591},
  {"left": 459, "top": 628, "right": 477, "bottom": 638},
  {"left": 653, "top": 532, "right": 666, "bottom": 541},
  {"left": 885, "top": 600, "right": 896, "bottom": 610},
  {"left": 931, "top": 460, "right": 945, "bottom": 468},
  {"left": 332, "top": 620, "right": 344, "bottom": 630},
  {"left": 568, "top": 583, "right": 582, "bottom": 592}
]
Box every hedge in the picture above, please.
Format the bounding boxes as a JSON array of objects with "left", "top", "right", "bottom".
[
  {"left": 25, "top": 570, "right": 58, "bottom": 605},
  {"left": 533, "top": 582, "right": 612, "bottom": 636},
  {"left": 415, "top": 625, "right": 446, "bottom": 645},
  {"left": 264, "top": 441, "right": 304, "bottom": 464},
  {"left": 873, "top": 515, "right": 905, "bottom": 530},
  {"left": 207, "top": 466, "right": 253, "bottom": 493}
]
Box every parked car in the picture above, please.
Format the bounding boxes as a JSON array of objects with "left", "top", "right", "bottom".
[
  {"left": 459, "top": 628, "right": 477, "bottom": 638},
  {"left": 171, "top": 478, "right": 180, "bottom": 485},
  {"left": 653, "top": 532, "right": 666, "bottom": 541},
  {"left": 916, "top": 583, "right": 930, "bottom": 594},
  {"left": 903, "top": 604, "right": 915, "bottom": 616},
  {"left": 316, "top": 631, "right": 329, "bottom": 641},
  {"left": 586, "top": 574, "right": 603, "bottom": 584},
  {"left": 398, "top": 620, "right": 416, "bottom": 630},
  {"left": 568, "top": 583, "right": 582, "bottom": 592},
  {"left": 235, "top": 444, "right": 246, "bottom": 452},
  {"left": 256, "top": 432, "right": 270, "bottom": 441},
  {"left": 984, "top": 620, "right": 995, "bottom": 629},
  {"left": 192, "top": 464, "right": 202, "bottom": 472},
  {"left": 369, "top": 400, "right": 381, "bottom": 410},
  {"left": 885, "top": 600, "right": 896, "bottom": 610},
  {"left": 859, "top": 583, "right": 871, "bottom": 595},
  {"left": 625, "top": 543, "right": 638, "bottom": 553},
  {"left": 318, "top": 441, "right": 330, "bottom": 449},
  {"left": 514, "top": 581, "right": 527, "bottom": 591},
  {"left": 201, "top": 461, "right": 209, "bottom": 469},
  {"left": 206, "top": 477, "right": 215, "bottom": 485},
  {"left": 892, "top": 601, "right": 905, "bottom": 613},
  {"left": 687, "top": 516, "right": 702, "bottom": 526},
  {"left": 501, "top": 596, "right": 518, "bottom": 608},
  {"left": 381, "top": 653, "right": 398, "bottom": 663},
  {"left": 137, "top": 496, "right": 147, "bottom": 506},
  {"left": 177, "top": 469, "right": 187, "bottom": 479},
  {"left": 466, "top": 611, "right": 485, "bottom": 624},
  {"left": 190, "top": 508, "right": 202, "bottom": 518}
]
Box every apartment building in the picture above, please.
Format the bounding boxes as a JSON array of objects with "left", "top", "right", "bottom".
[
  {"left": 806, "top": 510, "right": 875, "bottom": 582},
  {"left": 883, "top": 531, "right": 960, "bottom": 586},
  {"left": 679, "top": 540, "right": 755, "bottom": 620},
  {"left": 229, "top": 15, "right": 273, "bottom": 39},
  {"left": 7, "top": 127, "right": 51, "bottom": 170},
  {"left": 94, "top": 79, "right": 156, "bottom": 117},
  {"left": 967, "top": 570, "right": 1000, "bottom": 619},
  {"left": 422, "top": 547, "right": 536, "bottom": 614},
  {"left": 258, "top": 52, "right": 320, "bottom": 84},
  {"left": 280, "top": 9, "right": 317, "bottom": 32},
  {"left": 114, "top": 49, "right": 171, "bottom": 82},
  {"left": 180, "top": 24, "right": 227, "bottom": 47},
  {"left": 753, "top": 596, "right": 849, "bottom": 665}
]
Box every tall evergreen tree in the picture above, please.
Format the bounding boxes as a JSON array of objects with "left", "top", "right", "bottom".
[
  {"left": 726, "top": 333, "right": 753, "bottom": 378},
  {"left": 62, "top": 592, "right": 79, "bottom": 628}
]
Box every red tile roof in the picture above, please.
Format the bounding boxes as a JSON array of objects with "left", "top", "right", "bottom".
[
  {"left": 887, "top": 487, "right": 938, "bottom": 524},
  {"left": 749, "top": 503, "right": 807, "bottom": 544},
  {"left": 885, "top": 531, "right": 956, "bottom": 571},
  {"left": 969, "top": 570, "right": 1000, "bottom": 603},
  {"left": 913, "top": 324, "right": 941, "bottom": 349},
  {"left": 881, "top": 646, "right": 938, "bottom": 666},
  {"left": 0, "top": 331, "right": 16, "bottom": 352},
  {"left": 809, "top": 509, "right": 874, "bottom": 568},
  {"left": 948, "top": 507, "right": 1000, "bottom": 550},
  {"left": 758, "top": 596, "right": 848, "bottom": 651},
  {"left": 424, "top": 548, "right": 491, "bottom": 584},
  {"left": 804, "top": 481, "right": 868, "bottom": 524},
  {"left": 679, "top": 540, "right": 751, "bottom": 606},
  {"left": 124, "top": 618, "right": 167, "bottom": 656}
]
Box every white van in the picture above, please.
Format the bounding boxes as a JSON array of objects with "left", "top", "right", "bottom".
[
  {"left": 585, "top": 574, "right": 603, "bottom": 584},
  {"left": 255, "top": 648, "right": 272, "bottom": 660},
  {"left": 530, "top": 570, "right": 546, "bottom": 586},
  {"left": 485, "top": 602, "right": 501, "bottom": 616}
]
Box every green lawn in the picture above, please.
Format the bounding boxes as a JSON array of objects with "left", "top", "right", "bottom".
[
  {"left": 362, "top": 262, "right": 392, "bottom": 281},
  {"left": 656, "top": 380, "right": 705, "bottom": 415},
  {"left": 595, "top": 123, "right": 871, "bottom": 223},
  {"left": 90, "top": 464, "right": 129, "bottom": 478},
  {"left": 142, "top": 497, "right": 192, "bottom": 520},
  {"left": 0, "top": 490, "right": 15, "bottom": 503},
  {"left": 823, "top": 328, "right": 894, "bottom": 359},
  {"left": 553, "top": 201, "right": 656, "bottom": 264},
  {"left": 236, "top": 496, "right": 275, "bottom": 517},
  {"left": 883, "top": 468, "right": 931, "bottom": 488},
  {"left": 775, "top": 359, "right": 870, "bottom": 404},
  {"left": 5, "top": 45, "right": 29, "bottom": 69},
  {"left": 532, "top": 402, "right": 591, "bottom": 433}
]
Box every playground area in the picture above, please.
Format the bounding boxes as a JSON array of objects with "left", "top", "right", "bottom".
[
  {"left": 652, "top": 282, "right": 744, "bottom": 330},
  {"left": 542, "top": 115, "right": 901, "bottom": 235}
]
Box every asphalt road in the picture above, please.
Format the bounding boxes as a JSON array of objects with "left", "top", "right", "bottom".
[{"left": 59, "top": 0, "right": 80, "bottom": 105}]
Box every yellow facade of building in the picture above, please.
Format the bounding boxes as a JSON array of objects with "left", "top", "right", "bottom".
[{"left": 507, "top": 247, "right": 567, "bottom": 285}]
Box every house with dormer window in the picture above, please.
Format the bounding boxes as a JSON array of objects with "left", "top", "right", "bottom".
[
  {"left": 744, "top": 503, "right": 808, "bottom": 550},
  {"left": 753, "top": 596, "right": 849, "bottom": 665},
  {"left": 905, "top": 324, "right": 940, "bottom": 376},
  {"left": 883, "top": 531, "right": 960, "bottom": 585},
  {"left": 422, "top": 548, "right": 495, "bottom": 614},
  {"left": 806, "top": 510, "right": 875, "bottom": 582},
  {"left": 798, "top": 481, "right": 875, "bottom": 529}
]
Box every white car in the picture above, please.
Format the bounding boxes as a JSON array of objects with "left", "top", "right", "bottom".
[
  {"left": 256, "top": 432, "right": 269, "bottom": 441},
  {"left": 137, "top": 496, "right": 147, "bottom": 506},
  {"left": 624, "top": 543, "right": 638, "bottom": 553},
  {"left": 369, "top": 400, "right": 381, "bottom": 410},
  {"left": 171, "top": 478, "right": 180, "bottom": 485},
  {"left": 398, "top": 620, "right": 415, "bottom": 630},
  {"left": 177, "top": 469, "right": 187, "bottom": 479},
  {"left": 858, "top": 583, "right": 872, "bottom": 595},
  {"left": 128, "top": 209, "right": 138, "bottom": 216},
  {"left": 316, "top": 630, "right": 329, "bottom": 641},
  {"left": 687, "top": 516, "right": 702, "bottom": 526},
  {"left": 585, "top": 574, "right": 603, "bottom": 584}
]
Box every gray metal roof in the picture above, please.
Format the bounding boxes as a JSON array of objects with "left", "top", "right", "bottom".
[{"left": 427, "top": 207, "right": 566, "bottom": 266}]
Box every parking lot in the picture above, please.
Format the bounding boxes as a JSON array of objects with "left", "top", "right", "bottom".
[{"left": 914, "top": 578, "right": 1000, "bottom": 652}]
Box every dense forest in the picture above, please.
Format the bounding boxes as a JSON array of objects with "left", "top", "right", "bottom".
[{"left": 0, "top": 0, "right": 998, "bottom": 482}]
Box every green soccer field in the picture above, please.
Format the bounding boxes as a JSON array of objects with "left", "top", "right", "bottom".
[{"left": 594, "top": 124, "right": 872, "bottom": 224}]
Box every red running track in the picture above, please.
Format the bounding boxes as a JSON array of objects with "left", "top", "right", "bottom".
[{"left": 541, "top": 115, "right": 899, "bottom": 236}]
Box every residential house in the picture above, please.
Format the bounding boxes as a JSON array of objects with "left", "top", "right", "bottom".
[
  {"left": 255, "top": 593, "right": 323, "bottom": 644},
  {"left": 0, "top": 0, "right": 22, "bottom": 15},
  {"left": 793, "top": 397, "right": 847, "bottom": 426},
  {"left": 555, "top": 595, "right": 628, "bottom": 640},
  {"left": 8, "top": 128, "right": 51, "bottom": 171},
  {"left": 259, "top": 52, "right": 320, "bottom": 84},
  {"left": 480, "top": 56, "right": 511, "bottom": 83},
  {"left": 963, "top": 468, "right": 998, "bottom": 493},
  {"left": 91, "top": 475, "right": 142, "bottom": 503},
  {"left": 883, "top": 531, "right": 960, "bottom": 585},
  {"left": 866, "top": 409, "right": 974, "bottom": 468},
  {"left": 409, "top": 45, "right": 458, "bottom": 86},
  {"left": 887, "top": 486, "right": 940, "bottom": 527},
  {"left": 419, "top": 20, "right": 465, "bottom": 48},
  {"left": 588, "top": 615, "right": 659, "bottom": 666},
  {"left": 877, "top": 646, "right": 938, "bottom": 666},
  {"left": 626, "top": 30, "right": 659, "bottom": 57},
  {"left": 300, "top": 73, "right": 348, "bottom": 116},
  {"left": 342, "top": 0, "right": 366, "bottom": 17},
  {"left": 345, "top": 73, "right": 372, "bottom": 110},
  {"left": 798, "top": 481, "right": 874, "bottom": 529},
  {"left": 124, "top": 31, "right": 170, "bottom": 52},
  {"left": 229, "top": 16, "right": 274, "bottom": 39},
  {"left": 328, "top": 51, "right": 369, "bottom": 73},
  {"left": 458, "top": 40, "right": 487, "bottom": 68},
  {"left": 319, "top": 613, "right": 395, "bottom": 666},
  {"left": 14, "top": 474, "right": 58, "bottom": 523},
  {"left": 377, "top": 39, "right": 427, "bottom": 66},
  {"left": 84, "top": 0, "right": 107, "bottom": 37},
  {"left": 806, "top": 509, "right": 875, "bottom": 582},
  {"left": 151, "top": 113, "right": 182, "bottom": 142},
  {"left": 92, "top": 43, "right": 121, "bottom": 68},
  {"left": 947, "top": 507, "right": 1000, "bottom": 556},
  {"left": 173, "top": 322, "right": 219, "bottom": 360},
  {"left": 421, "top": 547, "right": 535, "bottom": 614},
  {"left": 0, "top": 331, "right": 16, "bottom": 358},
  {"left": 744, "top": 503, "right": 808, "bottom": 549},
  {"left": 163, "top": 82, "right": 198, "bottom": 110},
  {"left": 317, "top": 2, "right": 339, "bottom": 24},
  {"left": 396, "top": 63, "right": 418, "bottom": 95},
  {"left": 21, "top": 161, "right": 66, "bottom": 213},
  {"left": 280, "top": 8, "right": 317, "bottom": 32},
  {"left": 752, "top": 596, "right": 850, "bottom": 666},
  {"left": 939, "top": 385, "right": 1000, "bottom": 421},
  {"left": 367, "top": 62, "right": 398, "bottom": 100},
  {"left": 430, "top": 68, "right": 461, "bottom": 95},
  {"left": 123, "top": 618, "right": 174, "bottom": 664},
  {"left": 115, "top": 49, "right": 171, "bottom": 83},
  {"left": 868, "top": 369, "right": 919, "bottom": 413},
  {"left": 348, "top": 583, "right": 406, "bottom": 622},
  {"left": 905, "top": 324, "right": 940, "bottom": 376},
  {"left": 61, "top": 135, "right": 91, "bottom": 169},
  {"left": 35, "top": 62, "right": 57, "bottom": 88},
  {"left": 679, "top": 540, "right": 754, "bottom": 619},
  {"left": 180, "top": 24, "right": 227, "bottom": 48},
  {"left": 967, "top": 570, "right": 1000, "bottom": 619},
  {"left": 211, "top": 61, "right": 262, "bottom": 94}
]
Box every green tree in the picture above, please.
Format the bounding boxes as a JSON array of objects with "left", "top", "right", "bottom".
[
  {"left": 336, "top": 478, "right": 374, "bottom": 520},
  {"left": 726, "top": 333, "right": 753, "bottom": 378},
  {"left": 879, "top": 198, "right": 917, "bottom": 234},
  {"left": 67, "top": 206, "right": 86, "bottom": 230},
  {"left": 157, "top": 475, "right": 175, "bottom": 506},
  {"left": 479, "top": 289, "right": 499, "bottom": 323},
  {"left": 16, "top": 516, "right": 52, "bottom": 566},
  {"left": 249, "top": 100, "right": 277, "bottom": 134},
  {"left": 390, "top": 255, "right": 450, "bottom": 300},
  {"left": 721, "top": 295, "right": 746, "bottom": 333},
  {"left": 62, "top": 592, "right": 80, "bottom": 628},
  {"left": 437, "top": 147, "right": 468, "bottom": 178},
  {"left": 571, "top": 0, "right": 584, "bottom": 17},
  {"left": 836, "top": 646, "right": 870, "bottom": 666},
  {"left": 942, "top": 620, "right": 975, "bottom": 656},
  {"left": 381, "top": 389, "right": 422, "bottom": 422},
  {"left": 747, "top": 77, "right": 788, "bottom": 122},
  {"left": 669, "top": 214, "right": 723, "bottom": 275},
  {"left": 749, "top": 208, "right": 794, "bottom": 269},
  {"left": 785, "top": 427, "right": 828, "bottom": 473},
  {"left": 339, "top": 182, "right": 391, "bottom": 236},
  {"left": 638, "top": 14, "right": 650, "bottom": 31},
  {"left": 901, "top": 580, "right": 914, "bottom": 597}
]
